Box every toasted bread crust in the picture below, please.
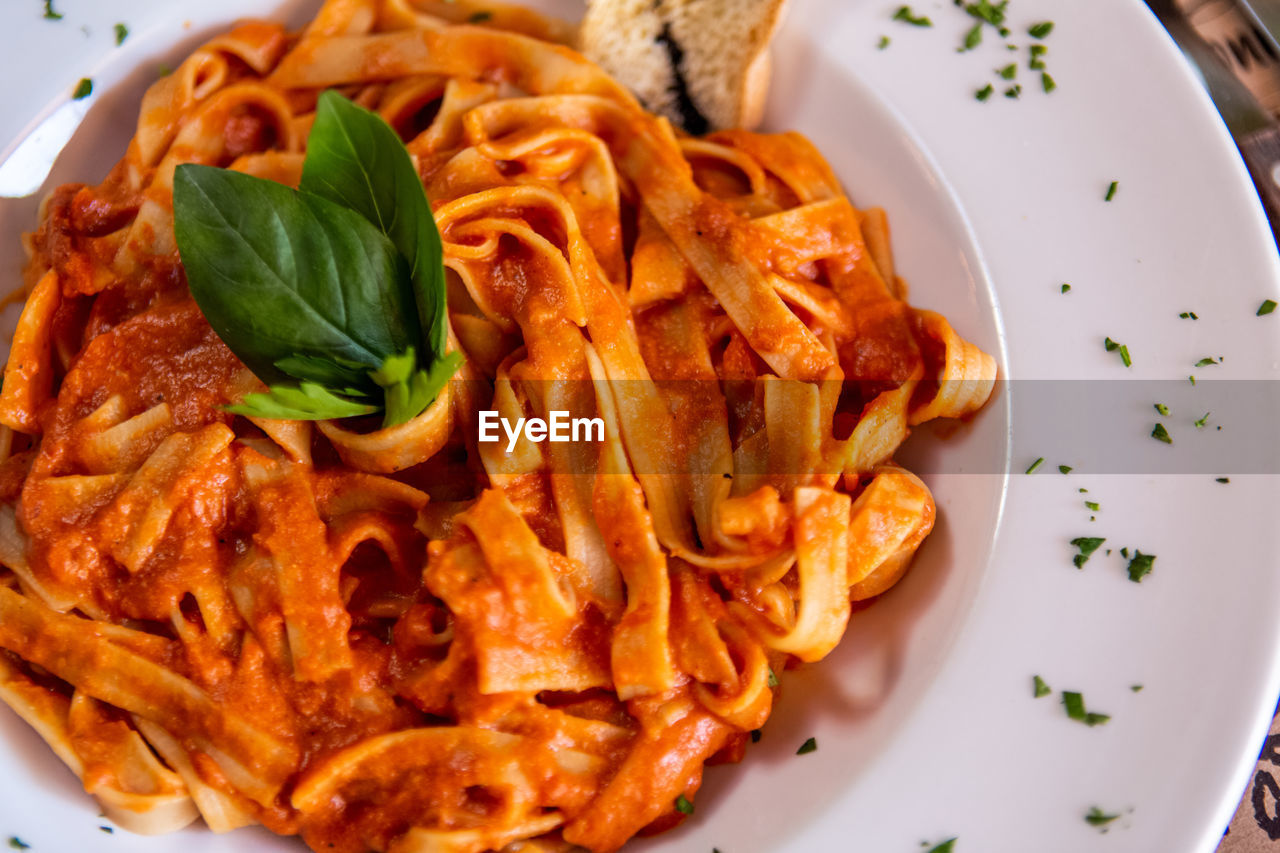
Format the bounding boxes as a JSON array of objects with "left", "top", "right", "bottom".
[{"left": 579, "top": 0, "right": 790, "bottom": 132}]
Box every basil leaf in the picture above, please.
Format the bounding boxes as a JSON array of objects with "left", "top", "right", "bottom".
[
  {"left": 174, "top": 164, "right": 419, "bottom": 385},
  {"left": 374, "top": 349, "right": 462, "bottom": 428},
  {"left": 300, "top": 91, "right": 448, "bottom": 359},
  {"left": 275, "top": 353, "right": 376, "bottom": 392},
  {"left": 227, "top": 382, "right": 379, "bottom": 421}
]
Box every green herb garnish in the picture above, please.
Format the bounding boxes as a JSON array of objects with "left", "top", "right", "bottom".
[
  {"left": 1259, "top": 299, "right": 1277, "bottom": 316},
  {"left": 976, "top": 84, "right": 994, "bottom": 101},
  {"left": 173, "top": 91, "right": 460, "bottom": 428},
  {"left": 1070, "top": 537, "right": 1105, "bottom": 568},
  {"left": 878, "top": 35, "right": 891, "bottom": 49},
  {"left": 1025, "top": 457, "right": 1044, "bottom": 474},
  {"left": 1033, "top": 675, "right": 1051, "bottom": 697},
  {"left": 998, "top": 63, "right": 1017, "bottom": 80},
  {"left": 1131, "top": 684, "right": 1144, "bottom": 692},
  {"left": 71, "top": 78, "right": 92, "bottom": 100},
  {"left": 98, "top": 826, "right": 113, "bottom": 834},
  {"left": 796, "top": 737, "right": 818, "bottom": 755},
  {"left": 1085, "top": 501, "right": 1100, "bottom": 511},
  {"left": 41, "top": 0, "right": 61, "bottom": 20},
  {"left": 1195, "top": 357, "right": 1220, "bottom": 367},
  {"left": 113, "top": 22, "right": 128, "bottom": 45},
  {"left": 1151, "top": 423, "right": 1172, "bottom": 444},
  {"left": 1126, "top": 550, "right": 1155, "bottom": 583},
  {"left": 767, "top": 668, "right": 779, "bottom": 687},
  {"left": 1061, "top": 283, "right": 1071, "bottom": 293},
  {"left": 6, "top": 840, "right": 29, "bottom": 851},
  {"left": 1004, "top": 84, "right": 1022, "bottom": 98},
  {"left": 962, "top": 22, "right": 982, "bottom": 50},
  {"left": 1216, "top": 477, "right": 1230, "bottom": 483},
  {"left": 1029, "top": 43, "right": 1047, "bottom": 70},
  {"left": 1105, "top": 180, "right": 1118, "bottom": 201},
  {"left": 1179, "top": 311, "right": 1198, "bottom": 319},
  {"left": 1194, "top": 412, "right": 1210, "bottom": 429},
  {"left": 965, "top": 0, "right": 1008, "bottom": 27},
  {"left": 893, "top": 6, "right": 933, "bottom": 26},
  {"left": 925, "top": 840, "right": 957, "bottom": 853},
  {"left": 1058, "top": 464, "right": 1072, "bottom": 474},
  {"left": 1085, "top": 806, "right": 1121, "bottom": 827},
  {"left": 675, "top": 794, "right": 694, "bottom": 815},
  {"left": 1062, "top": 691, "right": 1110, "bottom": 726},
  {"left": 1041, "top": 72, "right": 1056, "bottom": 93},
  {"left": 1104, "top": 337, "right": 1131, "bottom": 366},
  {"left": 1154, "top": 403, "right": 1169, "bottom": 416},
  {"left": 1029, "top": 21, "right": 1054, "bottom": 38}
]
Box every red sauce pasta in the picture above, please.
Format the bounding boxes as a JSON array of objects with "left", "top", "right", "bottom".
[{"left": 0, "top": 1, "right": 995, "bottom": 851}]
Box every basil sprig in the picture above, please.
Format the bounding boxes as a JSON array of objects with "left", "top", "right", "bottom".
[{"left": 173, "top": 90, "right": 459, "bottom": 427}]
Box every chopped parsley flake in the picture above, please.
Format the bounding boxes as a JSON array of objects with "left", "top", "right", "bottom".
[
  {"left": 962, "top": 22, "right": 982, "bottom": 50},
  {"left": 998, "top": 63, "right": 1018, "bottom": 79},
  {"left": 1126, "top": 550, "right": 1155, "bottom": 583},
  {"left": 965, "top": 0, "right": 1008, "bottom": 27},
  {"left": 1104, "top": 337, "right": 1131, "bottom": 366},
  {"left": 1189, "top": 374, "right": 1196, "bottom": 385},
  {"left": 1042, "top": 72, "right": 1057, "bottom": 93},
  {"left": 1070, "top": 536, "right": 1105, "bottom": 568},
  {"left": 113, "top": 22, "right": 128, "bottom": 45},
  {"left": 1194, "top": 412, "right": 1210, "bottom": 429},
  {"left": 1105, "top": 180, "right": 1118, "bottom": 201},
  {"left": 1079, "top": 487, "right": 1088, "bottom": 493},
  {"left": 893, "top": 6, "right": 933, "bottom": 26},
  {"left": 1033, "top": 675, "right": 1051, "bottom": 697},
  {"left": 1004, "top": 84, "right": 1022, "bottom": 98},
  {"left": 1029, "top": 21, "right": 1055, "bottom": 38},
  {"left": 1061, "top": 283, "right": 1071, "bottom": 293},
  {"left": 767, "top": 668, "right": 779, "bottom": 688},
  {"left": 675, "top": 794, "right": 694, "bottom": 815},
  {"left": 1025, "top": 457, "right": 1044, "bottom": 474},
  {"left": 1216, "top": 477, "right": 1230, "bottom": 483},
  {"left": 1179, "top": 311, "right": 1199, "bottom": 319},
  {"left": 1151, "top": 423, "right": 1172, "bottom": 444},
  {"left": 1194, "top": 357, "right": 1220, "bottom": 367},
  {"left": 1058, "top": 464, "right": 1072, "bottom": 474},
  {"left": 72, "top": 77, "right": 92, "bottom": 100},
  {"left": 1131, "top": 684, "right": 1144, "bottom": 692},
  {"left": 925, "top": 840, "right": 957, "bottom": 853},
  {"left": 7, "top": 840, "right": 29, "bottom": 852},
  {"left": 1259, "top": 299, "right": 1277, "bottom": 316},
  {"left": 878, "top": 35, "right": 891, "bottom": 49},
  {"left": 1085, "top": 806, "right": 1121, "bottom": 827},
  {"left": 1154, "top": 403, "right": 1169, "bottom": 416},
  {"left": 98, "top": 826, "right": 113, "bottom": 834},
  {"left": 976, "top": 83, "right": 994, "bottom": 101},
  {"left": 42, "top": 0, "right": 62, "bottom": 20},
  {"left": 1062, "top": 691, "right": 1110, "bottom": 726},
  {"left": 796, "top": 736, "right": 818, "bottom": 755},
  {"left": 1085, "top": 501, "right": 1100, "bottom": 511},
  {"left": 1029, "top": 43, "right": 1047, "bottom": 70}
]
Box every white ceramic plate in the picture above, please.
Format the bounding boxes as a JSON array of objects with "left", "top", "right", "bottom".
[{"left": 0, "top": 1, "right": 1277, "bottom": 851}]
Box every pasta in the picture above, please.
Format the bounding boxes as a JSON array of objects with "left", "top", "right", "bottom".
[{"left": 0, "top": 1, "right": 995, "bottom": 851}]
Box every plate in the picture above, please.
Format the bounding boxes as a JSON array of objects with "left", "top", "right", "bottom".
[{"left": 0, "top": 1, "right": 1277, "bottom": 851}]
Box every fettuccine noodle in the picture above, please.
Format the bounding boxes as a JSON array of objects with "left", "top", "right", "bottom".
[{"left": 0, "top": 1, "right": 995, "bottom": 851}]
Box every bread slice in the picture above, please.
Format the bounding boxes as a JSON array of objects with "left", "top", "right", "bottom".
[{"left": 579, "top": 0, "right": 790, "bottom": 134}]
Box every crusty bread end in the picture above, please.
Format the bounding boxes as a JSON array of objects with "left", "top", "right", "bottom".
[{"left": 579, "top": 0, "right": 790, "bottom": 133}]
